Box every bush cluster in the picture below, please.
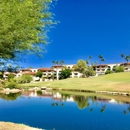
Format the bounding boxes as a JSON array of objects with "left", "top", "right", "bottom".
[
  {"left": 5, "top": 79, "right": 18, "bottom": 89},
  {"left": 105, "top": 70, "right": 113, "bottom": 74}
]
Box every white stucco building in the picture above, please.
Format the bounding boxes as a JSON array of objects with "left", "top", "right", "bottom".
[{"left": 2, "top": 62, "right": 130, "bottom": 80}]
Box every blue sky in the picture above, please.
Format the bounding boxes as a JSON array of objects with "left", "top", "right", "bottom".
[{"left": 21, "top": 0, "right": 130, "bottom": 68}]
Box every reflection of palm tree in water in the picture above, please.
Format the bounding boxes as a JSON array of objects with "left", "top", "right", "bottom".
[
  {"left": 100, "top": 99, "right": 107, "bottom": 113},
  {"left": 123, "top": 102, "right": 130, "bottom": 115},
  {"left": 51, "top": 102, "right": 64, "bottom": 107}
]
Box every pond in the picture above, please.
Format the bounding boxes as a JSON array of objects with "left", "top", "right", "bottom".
[{"left": 0, "top": 91, "right": 130, "bottom": 130}]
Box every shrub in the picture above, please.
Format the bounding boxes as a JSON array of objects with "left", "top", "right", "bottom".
[
  {"left": 0, "top": 81, "right": 4, "bottom": 88},
  {"left": 8, "top": 73, "right": 15, "bottom": 81},
  {"left": 0, "top": 93, "right": 21, "bottom": 101},
  {"left": 42, "top": 77, "right": 45, "bottom": 81},
  {"left": 74, "top": 76, "right": 78, "bottom": 78},
  {"left": 0, "top": 72, "right": 3, "bottom": 79},
  {"left": 37, "top": 90, "right": 42, "bottom": 95},
  {"left": 105, "top": 70, "right": 113, "bottom": 74},
  {"left": 51, "top": 74, "right": 55, "bottom": 80},
  {"left": 5, "top": 80, "right": 18, "bottom": 89}
]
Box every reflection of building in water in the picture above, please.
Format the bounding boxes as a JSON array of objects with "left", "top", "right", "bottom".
[
  {"left": 22, "top": 91, "right": 74, "bottom": 101},
  {"left": 22, "top": 90, "right": 53, "bottom": 97},
  {"left": 52, "top": 92, "right": 74, "bottom": 102},
  {"left": 109, "top": 99, "right": 117, "bottom": 103},
  {"left": 95, "top": 97, "right": 111, "bottom": 102},
  {"left": 52, "top": 92, "right": 62, "bottom": 99}
]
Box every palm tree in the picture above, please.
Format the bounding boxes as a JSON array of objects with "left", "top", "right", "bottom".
[
  {"left": 98, "top": 55, "right": 103, "bottom": 65},
  {"left": 95, "top": 61, "right": 98, "bottom": 65},
  {"left": 52, "top": 60, "right": 59, "bottom": 80},
  {"left": 14, "top": 65, "right": 20, "bottom": 72},
  {"left": 52, "top": 60, "right": 65, "bottom": 80},
  {"left": 125, "top": 56, "right": 130, "bottom": 64},
  {"left": 125, "top": 56, "right": 130, "bottom": 70},
  {"left": 121, "top": 54, "right": 125, "bottom": 64},
  {"left": 101, "top": 58, "right": 105, "bottom": 63},
  {"left": 60, "top": 60, "right": 64, "bottom": 65},
  {"left": 98, "top": 55, "right": 104, "bottom": 75},
  {"left": 86, "top": 60, "right": 89, "bottom": 66},
  {"left": 88, "top": 56, "right": 92, "bottom": 65},
  {"left": 8, "top": 64, "right": 12, "bottom": 72}
]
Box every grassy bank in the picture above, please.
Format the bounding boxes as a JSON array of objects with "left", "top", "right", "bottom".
[
  {"left": 20, "top": 72, "right": 130, "bottom": 92},
  {"left": 0, "top": 122, "right": 41, "bottom": 130}
]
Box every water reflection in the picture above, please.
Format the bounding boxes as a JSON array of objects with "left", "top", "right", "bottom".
[
  {"left": 73, "top": 96, "right": 90, "bottom": 109},
  {"left": 21, "top": 90, "right": 130, "bottom": 114},
  {"left": 0, "top": 90, "right": 130, "bottom": 115},
  {"left": 0, "top": 92, "right": 21, "bottom": 101},
  {"left": 0, "top": 91, "right": 130, "bottom": 130}
]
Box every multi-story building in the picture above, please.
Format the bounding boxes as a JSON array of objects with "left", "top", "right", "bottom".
[
  {"left": 94, "top": 63, "right": 121, "bottom": 75},
  {"left": 120, "top": 63, "right": 130, "bottom": 72},
  {"left": 3, "top": 62, "right": 130, "bottom": 80}
]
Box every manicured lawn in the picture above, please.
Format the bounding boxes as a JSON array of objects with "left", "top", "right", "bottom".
[{"left": 20, "top": 72, "right": 130, "bottom": 92}]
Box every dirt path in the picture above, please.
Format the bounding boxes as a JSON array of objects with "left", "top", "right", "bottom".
[{"left": 0, "top": 122, "right": 42, "bottom": 130}]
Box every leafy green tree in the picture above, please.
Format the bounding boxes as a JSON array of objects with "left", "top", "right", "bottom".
[
  {"left": 36, "top": 70, "right": 43, "bottom": 78},
  {"left": 17, "top": 74, "right": 33, "bottom": 83},
  {"left": 0, "top": 0, "right": 56, "bottom": 60},
  {"left": 113, "top": 66, "right": 124, "bottom": 73},
  {"left": 60, "top": 68, "right": 72, "bottom": 79},
  {"left": 74, "top": 60, "right": 87, "bottom": 73},
  {"left": 83, "top": 66, "right": 96, "bottom": 77}
]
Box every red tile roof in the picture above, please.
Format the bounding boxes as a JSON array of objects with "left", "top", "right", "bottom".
[
  {"left": 52, "top": 65, "right": 64, "bottom": 68},
  {"left": 120, "top": 62, "right": 130, "bottom": 65},
  {"left": 38, "top": 68, "right": 53, "bottom": 71},
  {"left": 94, "top": 64, "right": 108, "bottom": 67},
  {"left": 23, "top": 72, "right": 36, "bottom": 75}
]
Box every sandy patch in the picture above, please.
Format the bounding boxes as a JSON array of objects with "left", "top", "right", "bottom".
[{"left": 0, "top": 122, "right": 42, "bottom": 130}]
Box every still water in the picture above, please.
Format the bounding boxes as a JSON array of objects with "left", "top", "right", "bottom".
[{"left": 0, "top": 91, "right": 130, "bottom": 130}]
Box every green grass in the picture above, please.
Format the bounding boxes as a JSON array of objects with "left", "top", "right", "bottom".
[{"left": 19, "top": 72, "right": 130, "bottom": 92}]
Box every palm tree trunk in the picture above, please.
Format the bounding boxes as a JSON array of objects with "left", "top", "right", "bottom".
[{"left": 56, "top": 64, "right": 59, "bottom": 80}]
